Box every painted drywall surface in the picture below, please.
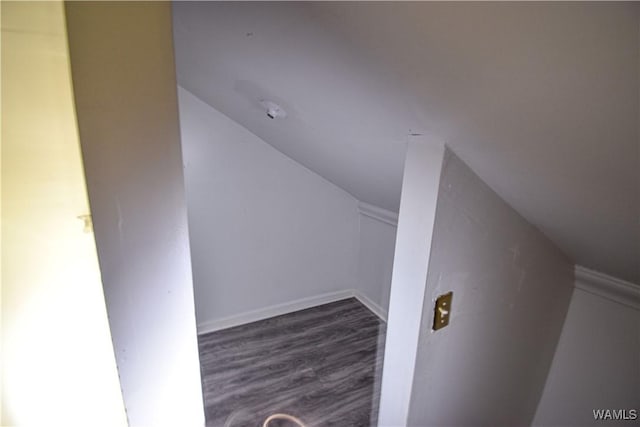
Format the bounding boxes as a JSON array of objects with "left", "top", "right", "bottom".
[
  {"left": 172, "top": 2, "right": 410, "bottom": 214},
  {"left": 356, "top": 213, "right": 397, "bottom": 317},
  {"left": 1, "top": 1, "right": 126, "bottom": 425},
  {"left": 407, "top": 150, "right": 574, "bottom": 426},
  {"left": 174, "top": 2, "right": 640, "bottom": 285},
  {"left": 177, "top": 87, "right": 360, "bottom": 327},
  {"left": 378, "top": 140, "right": 446, "bottom": 426},
  {"left": 64, "top": 3, "right": 204, "bottom": 426},
  {"left": 533, "top": 288, "right": 640, "bottom": 426}
]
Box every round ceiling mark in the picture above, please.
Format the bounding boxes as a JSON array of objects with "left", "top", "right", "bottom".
[{"left": 260, "top": 100, "right": 287, "bottom": 120}]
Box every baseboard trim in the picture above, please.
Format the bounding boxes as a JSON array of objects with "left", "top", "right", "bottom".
[
  {"left": 197, "top": 289, "right": 353, "bottom": 335},
  {"left": 353, "top": 290, "right": 388, "bottom": 322},
  {"left": 197, "top": 289, "right": 387, "bottom": 335},
  {"left": 574, "top": 265, "right": 640, "bottom": 311}
]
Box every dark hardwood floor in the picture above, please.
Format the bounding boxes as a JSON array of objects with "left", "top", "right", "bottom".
[{"left": 197, "top": 297, "right": 386, "bottom": 427}]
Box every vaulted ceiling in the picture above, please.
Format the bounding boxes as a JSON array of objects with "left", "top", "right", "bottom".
[{"left": 172, "top": 2, "right": 639, "bottom": 284}]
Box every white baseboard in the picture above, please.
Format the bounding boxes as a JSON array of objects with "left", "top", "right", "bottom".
[
  {"left": 197, "top": 289, "right": 387, "bottom": 335},
  {"left": 353, "top": 289, "right": 388, "bottom": 322},
  {"left": 197, "top": 289, "right": 353, "bottom": 335}
]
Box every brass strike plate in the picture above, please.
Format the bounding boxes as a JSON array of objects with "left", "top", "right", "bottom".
[{"left": 433, "top": 291, "right": 453, "bottom": 331}]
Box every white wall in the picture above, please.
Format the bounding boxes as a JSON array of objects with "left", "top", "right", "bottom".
[
  {"left": 533, "top": 268, "right": 640, "bottom": 426},
  {"left": 65, "top": 3, "right": 204, "bottom": 426},
  {"left": 1, "top": 2, "right": 127, "bottom": 425},
  {"left": 177, "top": 87, "right": 360, "bottom": 330},
  {"left": 406, "top": 149, "right": 574, "bottom": 426},
  {"left": 356, "top": 204, "right": 398, "bottom": 319}
]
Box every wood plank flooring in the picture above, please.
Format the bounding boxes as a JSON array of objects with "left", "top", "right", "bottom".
[{"left": 197, "top": 297, "right": 386, "bottom": 427}]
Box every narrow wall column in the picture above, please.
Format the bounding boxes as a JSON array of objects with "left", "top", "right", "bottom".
[
  {"left": 378, "top": 139, "right": 445, "bottom": 426},
  {"left": 65, "top": 3, "right": 204, "bottom": 425}
]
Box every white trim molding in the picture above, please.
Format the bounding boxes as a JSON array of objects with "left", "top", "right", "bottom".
[
  {"left": 197, "top": 290, "right": 352, "bottom": 334},
  {"left": 197, "top": 289, "right": 387, "bottom": 335},
  {"left": 358, "top": 202, "right": 398, "bottom": 227},
  {"left": 353, "top": 289, "right": 388, "bottom": 321},
  {"left": 574, "top": 265, "right": 640, "bottom": 310}
]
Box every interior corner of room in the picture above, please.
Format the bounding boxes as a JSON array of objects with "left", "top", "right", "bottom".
[{"left": 2, "top": 1, "right": 638, "bottom": 427}]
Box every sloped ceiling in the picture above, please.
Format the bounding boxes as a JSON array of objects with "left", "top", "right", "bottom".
[{"left": 172, "top": 2, "right": 639, "bottom": 284}]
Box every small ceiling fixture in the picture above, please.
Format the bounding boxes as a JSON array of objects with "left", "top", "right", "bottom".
[{"left": 260, "top": 99, "right": 287, "bottom": 120}]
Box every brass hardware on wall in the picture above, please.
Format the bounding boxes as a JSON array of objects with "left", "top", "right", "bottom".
[
  {"left": 77, "top": 214, "right": 93, "bottom": 233},
  {"left": 433, "top": 291, "right": 453, "bottom": 331}
]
